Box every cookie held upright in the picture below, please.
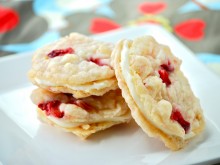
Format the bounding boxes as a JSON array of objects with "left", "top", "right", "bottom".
[{"left": 112, "top": 36, "right": 205, "bottom": 150}]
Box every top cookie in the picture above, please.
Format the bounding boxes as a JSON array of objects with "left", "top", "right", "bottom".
[
  {"left": 28, "top": 33, "right": 117, "bottom": 98},
  {"left": 112, "top": 36, "right": 205, "bottom": 150}
]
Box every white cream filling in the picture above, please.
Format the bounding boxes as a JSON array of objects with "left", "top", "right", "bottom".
[
  {"left": 47, "top": 115, "right": 131, "bottom": 129},
  {"left": 47, "top": 114, "right": 130, "bottom": 129},
  {"left": 120, "top": 41, "right": 194, "bottom": 139},
  {"left": 120, "top": 42, "right": 147, "bottom": 114},
  {"left": 35, "top": 78, "right": 111, "bottom": 91},
  {"left": 46, "top": 104, "right": 131, "bottom": 129},
  {"left": 48, "top": 116, "right": 83, "bottom": 128}
]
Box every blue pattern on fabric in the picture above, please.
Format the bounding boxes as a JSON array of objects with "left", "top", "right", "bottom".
[
  {"left": 33, "top": 0, "right": 71, "bottom": 15},
  {"left": 197, "top": 53, "right": 220, "bottom": 63},
  {"left": 179, "top": 1, "right": 220, "bottom": 13},
  {"left": 96, "top": 5, "right": 115, "bottom": 18},
  {"left": 0, "top": 31, "right": 60, "bottom": 53}
]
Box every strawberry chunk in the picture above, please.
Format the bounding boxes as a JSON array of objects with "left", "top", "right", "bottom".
[
  {"left": 160, "top": 60, "right": 174, "bottom": 72},
  {"left": 68, "top": 98, "right": 93, "bottom": 111},
  {"left": 38, "top": 100, "right": 64, "bottom": 118},
  {"left": 75, "top": 100, "right": 93, "bottom": 110},
  {"left": 88, "top": 57, "right": 107, "bottom": 66},
  {"left": 47, "top": 47, "right": 74, "bottom": 58},
  {"left": 170, "top": 108, "right": 190, "bottom": 133},
  {"left": 158, "top": 69, "right": 171, "bottom": 86}
]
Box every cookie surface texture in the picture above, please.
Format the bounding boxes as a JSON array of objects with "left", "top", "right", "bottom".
[
  {"left": 28, "top": 33, "right": 117, "bottom": 98},
  {"left": 31, "top": 88, "right": 131, "bottom": 139},
  {"left": 112, "top": 36, "right": 205, "bottom": 150}
]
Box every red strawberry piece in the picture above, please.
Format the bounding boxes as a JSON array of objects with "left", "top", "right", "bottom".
[
  {"left": 0, "top": 5, "right": 19, "bottom": 33},
  {"left": 68, "top": 97, "right": 93, "bottom": 111},
  {"left": 174, "top": 19, "right": 205, "bottom": 41},
  {"left": 170, "top": 108, "right": 190, "bottom": 133},
  {"left": 138, "top": 2, "right": 167, "bottom": 14},
  {"left": 38, "top": 102, "right": 47, "bottom": 111},
  {"left": 38, "top": 100, "right": 64, "bottom": 118},
  {"left": 75, "top": 100, "right": 93, "bottom": 111},
  {"left": 160, "top": 60, "right": 174, "bottom": 72},
  {"left": 90, "top": 18, "right": 121, "bottom": 34},
  {"left": 158, "top": 69, "right": 171, "bottom": 86},
  {"left": 68, "top": 98, "right": 77, "bottom": 105},
  {"left": 47, "top": 47, "right": 74, "bottom": 58},
  {"left": 88, "top": 57, "right": 108, "bottom": 66}
]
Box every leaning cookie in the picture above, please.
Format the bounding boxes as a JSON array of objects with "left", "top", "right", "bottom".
[
  {"left": 28, "top": 33, "right": 117, "bottom": 98},
  {"left": 112, "top": 36, "right": 205, "bottom": 150},
  {"left": 31, "top": 88, "right": 131, "bottom": 139}
]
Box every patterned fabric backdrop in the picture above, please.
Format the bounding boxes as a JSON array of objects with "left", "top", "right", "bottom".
[{"left": 0, "top": 0, "right": 220, "bottom": 76}]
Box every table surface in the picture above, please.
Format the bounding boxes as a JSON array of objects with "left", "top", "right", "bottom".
[
  {"left": 1, "top": 24, "right": 220, "bottom": 165},
  {"left": 0, "top": 0, "right": 220, "bottom": 77}
]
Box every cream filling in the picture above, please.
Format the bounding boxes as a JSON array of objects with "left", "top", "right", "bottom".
[
  {"left": 47, "top": 104, "right": 131, "bottom": 129},
  {"left": 48, "top": 113, "right": 130, "bottom": 128},
  {"left": 120, "top": 41, "right": 194, "bottom": 139},
  {"left": 35, "top": 78, "right": 112, "bottom": 91},
  {"left": 47, "top": 116, "right": 83, "bottom": 128}
]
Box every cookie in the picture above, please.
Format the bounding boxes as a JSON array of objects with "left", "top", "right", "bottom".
[
  {"left": 112, "top": 36, "right": 205, "bottom": 150},
  {"left": 28, "top": 33, "right": 117, "bottom": 98},
  {"left": 31, "top": 88, "right": 131, "bottom": 139}
]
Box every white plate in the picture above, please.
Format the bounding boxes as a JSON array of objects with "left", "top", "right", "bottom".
[{"left": 1, "top": 25, "right": 220, "bottom": 165}]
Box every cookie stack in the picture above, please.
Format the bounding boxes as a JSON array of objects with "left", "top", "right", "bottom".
[
  {"left": 29, "top": 33, "right": 205, "bottom": 150},
  {"left": 28, "top": 33, "right": 131, "bottom": 139}
]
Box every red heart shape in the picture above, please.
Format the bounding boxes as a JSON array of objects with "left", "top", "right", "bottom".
[
  {"left": 0, "top": 5, "right": 19, "bottom": 33},
  {"left": 90, "top": 18, "right": 121, "bottom": 34},
  {"left": 138, "top": 2, "right": 167, "bottom": 14},
  {"left": 174, "top": 19, "right": 206, "bottom": 41}
]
